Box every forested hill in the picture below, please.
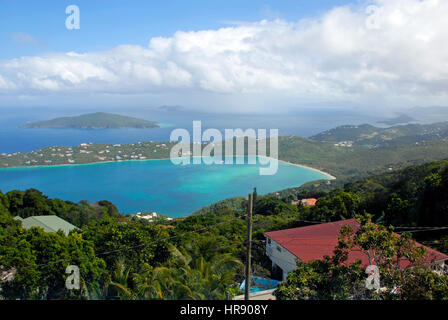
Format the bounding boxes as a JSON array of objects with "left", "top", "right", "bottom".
[
  {"left": 4, "top": 121, "right": 448, "bottom": 185},
  {"left": 20, "top": 112, "right": 160, "bottom": 129},
  {"left": 277, "top": 135, "right": 448, "bottom": 180},
  {"left": 194, "top": 158, "right": 448, "bottom": 246},
  {"left": 311, "top": 121, "right": 448, "bottom": 146},
  {"left": 299, "top": 159, "right": 448, "bottom": 228},
  {"left": 0, "top": 188, "right": 123, "bottom": 228}
]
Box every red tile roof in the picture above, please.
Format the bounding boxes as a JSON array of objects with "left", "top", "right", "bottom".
[
  {"left": 265, "top": 219, "right": 448, "bottom": 268},
  {"left": 301, "top": 198, "right": 317, "bottom": 206}
]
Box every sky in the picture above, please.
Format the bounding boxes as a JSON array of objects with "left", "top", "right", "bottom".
[{"left": 1, "top": 0, "right": 447, "bottom": 113}]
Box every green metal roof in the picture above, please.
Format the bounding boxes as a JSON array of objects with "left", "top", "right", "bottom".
[{"left": 20, "top": 215, "right": 78, "bottom": 235}]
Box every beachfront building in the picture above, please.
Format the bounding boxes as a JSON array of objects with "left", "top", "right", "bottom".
[
  {"left": 14, "top": 215, "right": 78, "bottom": 236},
  {"left": 265, "top": 219, "right": 448, "bottom": 281}
]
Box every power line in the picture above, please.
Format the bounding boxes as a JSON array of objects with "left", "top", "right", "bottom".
[
  {"left": 294, "top": 219, "right": 325, "bottom": 224},
  {"left": 5, "top": 215, "right": 448, "bottom": 274},
  {"left": 394, "top": 226, "right": 448, "bottom": 229},
  {"left": 8, "top": 216, "right": 244, "bottom": 271},
  {"left": 295, "top": 219, "right": 448, "bottom": 231},
  {"left": 75, "top": 239, "right": 261, "bottom": 300},
  {"left": 396, "top": 227, "right": 448, "bottom": 233}
]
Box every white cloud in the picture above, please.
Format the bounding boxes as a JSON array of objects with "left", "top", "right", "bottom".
[
  {"left": 1, "top": 0, "right": 448, "bottom": 111},
  {"left": 0, "top": 74, "right": 16, "bottom": 90}
]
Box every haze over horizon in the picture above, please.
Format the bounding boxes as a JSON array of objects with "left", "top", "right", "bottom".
[{"left": 1, "top": 0, "right": 448, "bottom": 114}]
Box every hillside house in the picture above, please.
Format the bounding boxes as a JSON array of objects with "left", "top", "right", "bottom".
[
  {"left": 14, "top": 215, "right": 78, "bottom": 236},
  {"left": 265, "top": 219, "right": 448, "bottom": 281},
  {"left": 291, "top": 198, "right": 318, "bottom": 206}
]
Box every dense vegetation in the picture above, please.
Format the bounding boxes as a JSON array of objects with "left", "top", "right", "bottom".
[
  {"left": 267, "top": 159, "right": 448, "bottom": 255},
  {"left": 20, "top": 112, "right": 159, "bottom": 129},
  {"left": 297, "top": 159, "right": 448, "bottom": 229},
  {"left": 1, "top": 158, "right": 448, "bottom": 300},
  {"left": 4, "top": 121, "right": 448, "bottom": 185},
  {"left": 275, "top": 215, "right": 448, "bottom": 300},
  {"left": 311, "top": 121, "right": 448, "bottom": 147},
  {"left": 0, "top": 190, "right": 250, "bottom": 300},
  {"left": 277, "top": 135, "right": 448, "bottom": 181},
  {"left": 3, "top": 188, "right": 122, "bottom": 227},
  {"left": 0, "top": 141, "right": 175, "bottom": 168}
]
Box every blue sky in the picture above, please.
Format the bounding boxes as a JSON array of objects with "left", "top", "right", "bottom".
[
  {"left": 0, "top": 0, "right": 447, "bottom": 113},
  {"left": 1, "top": 0, "right": 355, "bottom": 59}
]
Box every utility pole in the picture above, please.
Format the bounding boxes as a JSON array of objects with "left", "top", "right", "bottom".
[{"left": 245, "top": 192, "right": 254, "bottom": 300}]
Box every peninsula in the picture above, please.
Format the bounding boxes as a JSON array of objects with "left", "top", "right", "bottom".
[
  {"left": 2, "top": 124, "right": 448, "bottom": 184},
  {"left": 20, "top": 112, "right": 160, "bottom": 129}
]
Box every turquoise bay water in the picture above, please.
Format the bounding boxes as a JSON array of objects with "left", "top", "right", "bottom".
[{"left": 0, "top": 157, "right": 330, "bottom": 217}]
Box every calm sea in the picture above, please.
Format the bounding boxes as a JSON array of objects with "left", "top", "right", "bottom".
[
  {"left": 0, "top": 106, "right": 385, "bottom": 153},
  {"left": 0, "top": 106, "right": 383, "bottom": 216},
  {"left": 0, "top": 157, "right": 330, "bottom": 217}
]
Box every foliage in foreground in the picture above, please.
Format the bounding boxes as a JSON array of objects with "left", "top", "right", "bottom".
[
  {"left": 275, "top": 215, "right": 448, "bottom": 300},
  {"left": 1, "top": 159, "right": 448, "bottom": 300}
]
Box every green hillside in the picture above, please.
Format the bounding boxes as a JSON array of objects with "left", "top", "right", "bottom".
[
  {"left": 277, "top": 135, "right": 448, "bottom": 180},
  {"left": 2, "top": 157, "right": 448, "bottom": 300},
  {"left": 20, "top": 112, "right": 160, "bottom": 129},
  {"left": 3, "top": 131, "right": 448, "bottom": 184},
  {"left": 311, "top": 121, "right": 448, "bottom": 146}
]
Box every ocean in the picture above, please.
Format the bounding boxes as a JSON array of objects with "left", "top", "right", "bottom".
[
  {"left": 0, "top": 106, "right": 383, "bottom": 216},
  {"left": 0, "top": 106, "right": 385, "bottom": 153},
  {"left": 0, "top": 157, "right": 331, "bottom": 217}
]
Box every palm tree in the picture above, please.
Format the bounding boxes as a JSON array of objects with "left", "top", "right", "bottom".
[
  {"left": 134, "top": 242, "right": 242, "bottom": 300},
  {"left": 107, "top": 258, "right": 135, "bottom": 300}
]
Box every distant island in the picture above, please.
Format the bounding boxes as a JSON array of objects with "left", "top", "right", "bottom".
[
  {"left": 3, "top": 120, "right": 448, "bottom": 185},
  {"left": 20, "top": 112, "right": 160, "bottom": 129},
  {"left": 157, "top": 105, "right": 184, "bottom": 112},
  {"left": 311, "top": 121, "right": 448, "bottom": 147},
  {"left": 377, "top": 114, "right": 415, "bottom": 125}
]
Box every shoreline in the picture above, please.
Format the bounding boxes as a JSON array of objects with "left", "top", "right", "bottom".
[
  {"left": 0, "top": 155, "right": 336, "bottom": 217},
  {"left": 255, "top": 155, "right": 336, "bottom": 180},
  {"left": 0, "top": 157, "right": 174, "bottom": 170},
  {"left": 276, "top": 159, "right": 336, "bottom": 180},
  {"left": 0, "top": 155, "right": 337, "bottom": 180}
]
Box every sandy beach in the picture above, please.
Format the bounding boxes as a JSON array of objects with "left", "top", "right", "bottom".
[{"left": 276, "top": 159, "right": 336, "bottom": 180}]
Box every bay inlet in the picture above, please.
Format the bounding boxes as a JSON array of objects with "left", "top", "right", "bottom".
[{"left": 0, "top": 156, "right": 331, "bottom": 217}]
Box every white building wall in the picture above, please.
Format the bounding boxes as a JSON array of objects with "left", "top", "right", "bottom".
[
  {"left": 266, "top": 236, "right": 300, "bottom": 281},
  {"left": 266, "top": 237, "right": 448, "bottom": 282}
]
